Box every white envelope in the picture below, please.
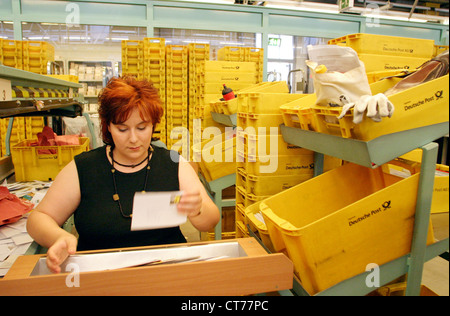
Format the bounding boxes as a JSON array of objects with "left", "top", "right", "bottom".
[{"left": 130, "top": 191, "right": 186, "bottom": 231}]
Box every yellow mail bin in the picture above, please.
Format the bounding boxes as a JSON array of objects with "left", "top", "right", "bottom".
[{"left": 260, "top": 162, "right": 435, "bottom": 295}]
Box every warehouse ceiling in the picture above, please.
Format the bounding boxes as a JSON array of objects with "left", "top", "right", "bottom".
[
  {"left": 322, "top": 0, "right": 448, "bottom": 16},
  {"left": 233, "top": 0, "right": 449, "bottom": 18}
]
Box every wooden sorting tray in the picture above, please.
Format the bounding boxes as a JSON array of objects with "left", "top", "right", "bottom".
[{"left": 0, "top": 238, "right": 293, "bottom": 296}]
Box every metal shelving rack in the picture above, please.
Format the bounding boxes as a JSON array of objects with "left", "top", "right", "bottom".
[
  {"left": 0, "top": 64, "right": 97, "bottom": 179},
  {"left": 0, "top": 64, "right": 100, "bottom": 257},
  {"left": 279, "top": 122, "right": 449, "bottom": 296}
]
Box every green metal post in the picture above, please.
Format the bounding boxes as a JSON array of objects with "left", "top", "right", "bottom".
[
  {"left": 405, "top": 142, "right": 438, "bottom": 296},
  {"left": 208, "top": 173, "right": 236, "bottom": 240},
  {"left": 313, "top": 152, "right": 324, "bottom": 177},
  {"left": 5, "top": 117, "right": 14, "bottom": 156},
  {"left": 82, "top": 112, "right": 98, "bottom": 149}
]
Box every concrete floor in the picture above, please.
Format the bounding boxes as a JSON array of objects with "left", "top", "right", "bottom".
[{"left": 422, "top": 256, "right": 449, "bottom": 296}]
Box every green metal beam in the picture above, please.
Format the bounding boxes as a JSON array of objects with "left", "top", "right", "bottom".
[{"left": 1, "top": 0, "right": 447, "bottom": 44}]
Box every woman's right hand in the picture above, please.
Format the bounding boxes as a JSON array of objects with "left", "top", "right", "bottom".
[{"left": 46, "top": 234, "right": 78, "bottom": 274}]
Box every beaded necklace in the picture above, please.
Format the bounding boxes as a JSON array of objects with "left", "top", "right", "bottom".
[{"left": 109, "top": 146, "right": 153, "bottom": 218}]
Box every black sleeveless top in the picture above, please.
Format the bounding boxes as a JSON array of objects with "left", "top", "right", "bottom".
[{"left": 73, "top": 145, "right": 186, "bottom": 251}]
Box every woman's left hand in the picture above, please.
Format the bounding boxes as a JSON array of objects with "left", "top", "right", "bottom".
[{"left": 177, "top": 190, "right": 202, "bottom": 218}]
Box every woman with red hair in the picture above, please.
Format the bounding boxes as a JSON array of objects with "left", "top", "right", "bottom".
[{"left": 27, "top": 76, "right": 220, "bottom": 273}]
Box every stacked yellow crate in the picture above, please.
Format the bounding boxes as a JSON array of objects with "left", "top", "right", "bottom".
[
  {"left": 166, "top": 45, "right": 189, "bottom": 156},
  {"left": 22, "top": 41, "right": 55, "bottom": 74},
  {"left": 25, "top": 117, "right": 45, "bottom": 140},
  {"left": 188, "top": 43, "right": 210, "bottom": 153},
  {"left": 433, "top": 44, "right": 449, "bottom": 57},
  {"left": 0, "top": 117, "right": 46, "bottom": 157},
  {"left": 328, "top": 33, "right": 435, "bottom": 73},
  {"left": 234, "top": 92, "right": 316, "bottom": 240},
  {"left": 193, "top": 60, "right": 260, "bottom": 148},
  {"left": 217, "top": 46, "right": 264, "bottom": 83},
  {"left": 121, "top": 38, "right": 167, "bottom": 143},
  {"left": 193, "top": 130, "right": 237, "bottom": 240},
  {"left": 1, "top": 40, "right": 54, "bottom": 74},
  {"left": 45, "top": 75, "right": 79, "bottom": 83},
  {"left": 0, "top": 39, "right": 23, "bottom": 70},
  {"left": 121, "top": 40, "right": 144, "bottom": 80},
  {"left": 143, "top": 38, "right": 166, "bottom": 143}
]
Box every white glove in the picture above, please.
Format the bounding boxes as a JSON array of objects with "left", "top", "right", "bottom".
[{"left": 338, "top": 93, "right": 394, "bottom": 124}]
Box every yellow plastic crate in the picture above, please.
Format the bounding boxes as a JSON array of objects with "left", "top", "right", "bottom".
[
  {"left": 196, "top": 93, "right": 221, "bottom": 107},
  {"left": 22, "top": 64, "right": 47, "bottom": 75},
  {"left": 365, "top": 69, "right": 410, "bottom": 84},
  {"left": 431, "top": 164, "right": 448, "bottom": 214},
  {"left": 433, "top": 45, "right": 449, "bottom": 57},
  {"left": 167, "top": 94, "right": 188, "bottom": 106},
  {"left": 205, "top": 231, "right": 236, "bottom": 241},
  {"left": 324, "top": 75, "right": 448, "bottom": 140},
  {"left": 237, "top": 130, "right": 311, "bottom": 157},
  {"left": 44, "top": 75, "right": 79, "bottom": 83},
  {"left": 210, "top": 98, "right": 238, "bottom": 115},
  {"left": 289, "top": 75, "right": 448, "bottom": 141},
  {"left": 166, "top": 80, "right": 188, "bottom": 94},
  {"left": 192, "top": 133, "right": 236, "bottom": 182},
  {"left": 235, "top": 220, "right": 249, "bottom": 238},
  {"left": 260, "top": 162, "right": 435, "bottom": 295},
  {"left": 22, "top": 41, "right": 55, "bottom": 61},
  {"left": 235, "top": 202, "right": 246, "bottom": 223},
  {"left": 217, "top": 46, "right": 264, "bottom": 65},
  {"left": 201, "top": 82, "right": 254, "bottom": 95},
  {"left": 188, "top": 43, "right": 210, "bottom": 60},
  {"left": 122, "top": 59, "right": 143, "bottom": 74},
  {"left": 237, "top": 112, "right": 285, "bottom": 131},
  {"left": 121, "top": 40, "right": 143, "bottom": 59},
  {"left": 358, "top": 54, "right": 429, "bottom": 72},
  {"left": 166, "top": 45, "right": 189, "bottom": 60},
  {"left": 203, "top": 60, "right": 257, "bottom": 73},
  {"left": 371, "top": 282, "right": 439, "bottom": 296},
  {"left": 192, "top": 115, "right": 226, "bottom": 134},
  {"left": 237, "top": 150, "right": 314, "bottom": 176},
  {"left": 11, "top": 137, "right": 90, "bottom": 181},
  {"left": 217, "top": 46, "right": 247, "bottom": 61},
  {"left": 245, "top": 200, "right": 275, "bottom": 253},
  {"left": 280, "top": 94, "right": 318, "bottom": 131},
  {"left": 221, "top": 81, "right": 288, "bottom": 94},
  {"left": 143, "top": 34, "right": 165, "bottom": 78},
  {"left": 328, "top": 33, "right": 435, "bottom": 58},
  {"left": 236, "top": 185, "right": 270, "bottom": 208},
  {"left": 238, "top": 93, "right": 307, "bottom": 114},
  {"left": 195, "top": 102, "right": 216, "bottom": 119},
  {"left": 237, "top": 167, "right": 312, "bottom": 196},
  {"left": 390, "top": 153, "right": 449, "bottom": 214},
  {"left": 143, "top": 38, "right": 165, "bottom": 61},
  {"left": 1, "top": 118, "right": 26, "bottom": 156},
  {"left": 0, "top": 39, "right": 23, "bottom": 69},
  {"left": 246, "top": 47, "right": 264, "bottom": 63},
  {"left": 25, "top": 117, "right": 45, "bottom": 140},
  {"left": 210, "top": 81, "right": 289, "bottom": 114},
  {"left": 248, "top": 81, "right": 288, "bottom": 93},
  {"left": 200, "top": 71, "right": 258, "bottom": 84}
]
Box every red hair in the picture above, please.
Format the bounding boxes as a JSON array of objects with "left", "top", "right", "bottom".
[{"left": 98, "top": 76, "right": 163, "bottom": 145}]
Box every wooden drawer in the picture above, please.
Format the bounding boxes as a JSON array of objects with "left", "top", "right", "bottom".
[{"left": 0, "top": 238, "right": 293, "bottom": 296}]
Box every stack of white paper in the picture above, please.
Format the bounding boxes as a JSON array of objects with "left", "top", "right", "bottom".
[{"left": 0, "top": 216, "right": 34, "bottom": 276}]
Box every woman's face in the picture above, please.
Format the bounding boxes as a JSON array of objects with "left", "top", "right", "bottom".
[{"left": 108, "top": 108, "right": 153, "bottom": 162}]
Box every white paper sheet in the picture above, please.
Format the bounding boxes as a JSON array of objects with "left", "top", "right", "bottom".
[
  {"left": 130, "top": 191, "right": 186, "bottom": 231},
  {"left": 31, "top": 242, "right": 243, "bottom": 275}
]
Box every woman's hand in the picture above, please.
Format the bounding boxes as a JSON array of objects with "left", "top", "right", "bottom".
[
  {"left": 177, "top": 190, "right": 203, "bottom": 218},
  {"left": 46, "top": 234, "right": 78, "bottom": 274}
]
